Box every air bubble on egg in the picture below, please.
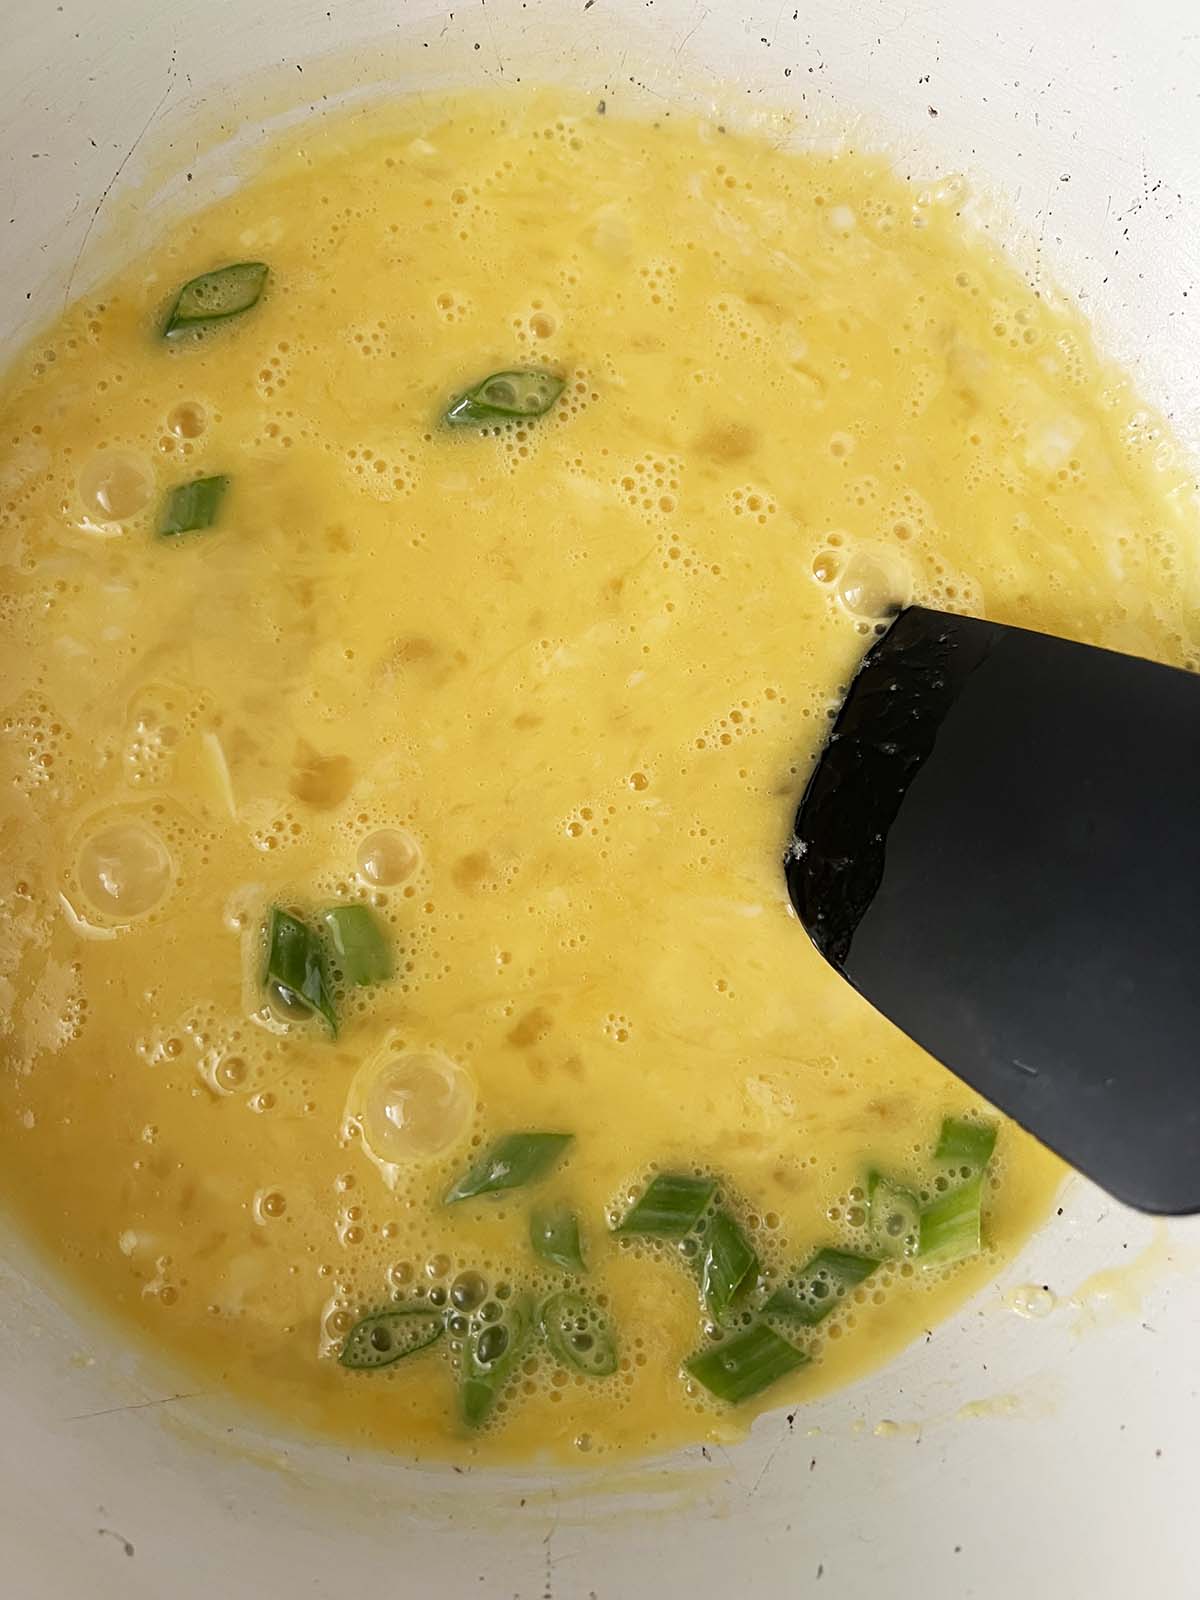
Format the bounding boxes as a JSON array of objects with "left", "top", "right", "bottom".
[
  {"left": 344, "top": 1045, "right": 476, "bottom": 1187},
  {"left": 811, "top": 549, "right": 841, "bottom": 584},
  {"left": 835, "top": 546, "right": 912, "bottom": 621},
  {"left": 75, "top": 820, "right": 173, "bottom": 919},
  {"left": 167, "top": 401, "right": 207, "bottom": 439},
  {"left": 77, "top": 451, "right": 154, "bottom": 524},
  {"left": 357, "top": 828, "right": 421, "bottom": 886}
]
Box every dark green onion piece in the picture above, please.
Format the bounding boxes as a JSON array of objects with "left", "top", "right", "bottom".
[
  {"left": 163, "top": 261, "right": 269, "bottom": 337},
  {"left": 685, "top": 1323, "right": 809, "bottom": 1406},
  {"left": 461, "top": 1291, "right": 534, "bottom": 1428},
  {"left": 530, "top": 1204, "right": 586, "bottom": 1273},
  {"left": 321, "top": 904, "right": 392, "bottom": 986},
  {"left": 444, "top": 369, "right": 564, "bottom": 427},
  {"left": 867, "top": 1171, "right": 921, "bottom": 1259},
  {"left": 540, "top": 1290, "right": 618, "bottom": 1377},
  {"left": 338, "top": 1305, "right": 443, "bottom": 1370},
  {"left": 764, "top": 1248, "right": 880, "bottom": 1326},
  {"left": 700, "top": 1209, "right": 757, "bottom": 1321},
  {"left": 444, "top": 1132, "right": 573, "bottom": 1205},
  {"left": 263, "top": 906, "right": 337, "bottom": 1036},
  {"left": 612, "top": 1173, "right": 716, "bottom": 1238},
  {"left": 934, "top": 1116, "right": 998, "bottom": 1173},
  {"left": 158, "top": 475, "right": 229, "bottom": 537},
  {"left": 918, "top": 1173, "right": 985, "bottom": 1266}
]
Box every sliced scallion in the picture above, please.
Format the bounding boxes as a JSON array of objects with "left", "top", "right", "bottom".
[
  {"left": 263, "top": 907, "right": 336, "bottom": 1036},
  {"left": 612, "top": 1173, "right": 716, "bottom": 1238},
  {"left": 764, "top": 1248, "right": 880, "bottom": 1326},
  {"left": 444, "top": 1132, "right": 573, "bottom": 1205},
  {"left": 158, "top": 475, "right": 229, "bottom": 537},
  {"left": 338, "top": 1305, "right": 443, "bottom": 1370},
  {"left": 163, "top": 261, "right": 269, "bottom": 337},
  {"left": 530, "top": 1204, "right": 586, "bottom": 1273},
  {"left": 867, "top": 1171, "right": 921, "bottom": 1259},
  {"left": 540, "top": 1290, "right": 618, "bottom": 1377},
  {"left": 934, "top": 1116, "right": 997, "bottom": 1173},
  {"left": 685, "top": 1323, "right": 809, "bottom": 1405},
  {"left": 321, "top": 904, "right": 392, "bottom": 986},
  {"left": 918, "top": 1173, "right": 984, "bottom": 1266},
  {"left": 461, "top": 1291, "right": 534, "bottom": 1429},
  {"left": 699, "top": 1209, "right": 757, "bottom": 1321},
  {"left": 444, "top": 369, "right": 564, "bottom": 428}
]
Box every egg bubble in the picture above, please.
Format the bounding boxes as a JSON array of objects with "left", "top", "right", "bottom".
[
  {"left": 344, "top": 1046, "right": 476, "bottom": 1179},
  {"left": 835, "top": 545, "right": 912, "bottom": 621},
  {"left": 75, "top": 820, "right": 172, "bottom": 919},
  {"left": 357, "top": 828, "right": 421, "bottom": 886},
  {"left": 77, "top": 451, "right": 153, "bottom": 522}
]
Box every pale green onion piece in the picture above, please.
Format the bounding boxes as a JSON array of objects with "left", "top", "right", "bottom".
[
  {"left": 321, "top": 904, "right": 392, "bottom": 986},
  {"left": 530, "top": 1204, "right": 586, "bottom": 1273},
  {"left": 444, "top": 368, "right": 564, "bottom": 427},
  {"left": 163, "top": 262, "right": 269, "bottom": 337},
  {"left": 700, "top": 1209, "right": 757, "bottom": 1321},
  {"left": 461, "top": 1291, "right": 534, "bottom": 1428},
  {"left": 263, "top": 907, "right": 336, "bottom": 1036},
  {"left": 918, "top": 1173, "right": 985, "bottom": 1266},
  {"left": 339, "top": 1305, "right": 443, "bottom": 1370},
  {"left": 612, "top": 1173, "right": 716, "bottom": 1238},
  {"left": 444, "top": 1132, "right": 573, "bottom": 1205},
  {"left": 158, "top": 475, "right": 229, "bottom": 537},
  {"left": 540, "top": 1290, "right": 618, "bottom": 1377},
  {"left": 764, "top": 1248, "right": 880, "bottom": 1326},
  {"left": 934, "top": 1116, "right": 997, "bottom": 1173},
  {"left": 685, "top": 1323, "right": 809, "bottom": 1405}
]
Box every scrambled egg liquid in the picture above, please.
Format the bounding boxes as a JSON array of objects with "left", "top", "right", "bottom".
[{"left": 2, "top": 89, "right": 1194, "bottom": 1462}]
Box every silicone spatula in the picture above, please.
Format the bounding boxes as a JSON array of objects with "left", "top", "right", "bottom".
[{"left": 785, "top": 605, "right": 1200, "bottom": 1214}]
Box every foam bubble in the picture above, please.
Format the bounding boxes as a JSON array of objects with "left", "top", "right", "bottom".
[
  {"left": 836, "top": 546, "right": 912, "bottom": 621},
  {"left": 346, "top": 1047, "right": 476, "bottom": 1172},
  {"left": 75, "top": 820, "right": 172, "bottom": 919},
  {"left": 77, "top": 451, "right": 153, "bottom": 523}
]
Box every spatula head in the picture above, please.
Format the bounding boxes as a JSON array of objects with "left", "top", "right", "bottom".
[{"left": 786, "top": 605, "right": 1200, "bottom": 1215}]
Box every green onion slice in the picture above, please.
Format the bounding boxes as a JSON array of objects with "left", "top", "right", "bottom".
[
  {"left": 530, "top": 1204, "right": 586, "bottom": 1273},
  {"left": 699, "top": 1209, "right": 758, "bottom": 1321},
  {"left": 263, "top": 907, "right": 337, "bottom": 1036},
  {"left": 321, "top": 904, "right": 392, "bottom": 986},
  {"left": 540, "top": 1290, "right": 618, "bottom": 1377},
  {"left": 918, "top": 1173, "right": 985, "bottom": 1266},
  {"left": 444, "top": 369, "right": 564, "bottom": 427},
  {"left": 338, "top": 1305, "right": 444, "bottom": 1370},
  {"left": 685, "top": 1323, "right": 809, "bottom": 1405},
  {"left": 867, "top": 1171, "right": 921, "bottom": 1259},
  {"left": 163, "top": 262, "right": 269, "bottom": 337},
  {"left": 158, "top": 475, "right": 229, "bottom": 537},
  {"left": 764, "top": 1248, "right": 880, "bottom": 1326},
  {"left": 612, "top": 1173, "right": 716, "bottom": 1238},
  {"left": 934, "top": 1116, "right": 998, "bottom": 1173},
  {"left": 461, "top": 1291, "right": 534, "bottom": 1428},
  {"left": 444, "top": 1132, "right": 573, "bottom": 1205}
]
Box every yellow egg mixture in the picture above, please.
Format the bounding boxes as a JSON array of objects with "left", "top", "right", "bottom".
[{"left": 1, "top": 89, "right": 1195, "bottom": 1464}]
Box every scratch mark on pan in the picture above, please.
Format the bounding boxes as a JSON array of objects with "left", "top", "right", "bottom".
[
  {"left": 750, "top": 1435, "right": 785, "bottom": 1495},
  {"left": 480, "top": 0, "right": 506, "bottom": 78},
  {"left": 64, "top": 1390, "right": 205, "bottom": 1422},
  {"left": 97, "top": 1528, "right": 135, "bottom": 1558},
  {"left": 63, "top": 65, "right": 177, "bottom": 314},
  {"left": 674, "top": 3, "right": 709, "bottom": 57}
]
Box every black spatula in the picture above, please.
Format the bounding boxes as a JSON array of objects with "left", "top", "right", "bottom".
[{"left": 785, "top": 605, "right": 1200, "bottom": 1215}]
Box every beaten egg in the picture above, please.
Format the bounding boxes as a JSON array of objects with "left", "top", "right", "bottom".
[{"left": 2, "top": 88, "right": 1195, "bottom": 1463}]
